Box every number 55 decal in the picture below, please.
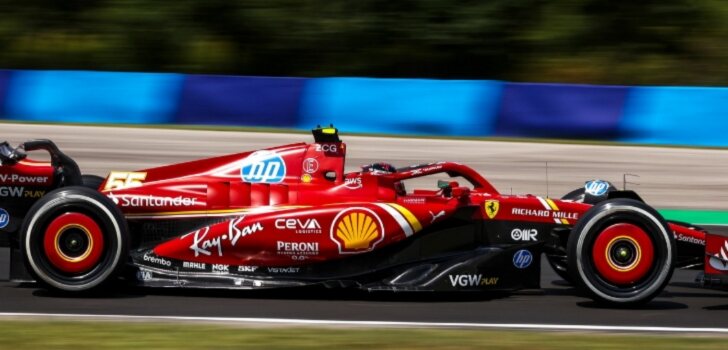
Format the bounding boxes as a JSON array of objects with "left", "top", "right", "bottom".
[{"left": 104, "top": 172, "right": 147, "bottom": 190}]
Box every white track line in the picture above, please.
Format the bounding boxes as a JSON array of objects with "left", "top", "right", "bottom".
[{"left": 1, "top": 312, "right": 728, "bottom": 334}]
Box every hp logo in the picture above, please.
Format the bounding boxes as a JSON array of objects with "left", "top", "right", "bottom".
[
  {"left": 585, "top": 180, "right": 609, "bottom": 196},
  {"left": 512, "top": 249, "right": 533, "bottom": 269},
  {"left": 241, "top": 151, "right": 286, "bottom": 183},
  {"left": 0, "top": 208, "right": 9, "bottom": 229}
]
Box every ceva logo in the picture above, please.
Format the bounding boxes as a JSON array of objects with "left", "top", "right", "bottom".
[
  {"left": 241, "top": 151, "right": 286, "bottom": 183},
  {"left": 0, "top": 208, "right": 9, "bottom": 229}
]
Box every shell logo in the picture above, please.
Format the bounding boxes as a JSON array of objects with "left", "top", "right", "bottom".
[{"left": 331, "top": 208, "right": 385, "bottom": 254}]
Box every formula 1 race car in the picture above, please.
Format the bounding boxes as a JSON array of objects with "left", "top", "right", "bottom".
[{"left": 0, "top": 127, "right": 722, "bottom": 306}]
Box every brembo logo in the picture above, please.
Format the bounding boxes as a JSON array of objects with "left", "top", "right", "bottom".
[
  {"left": 143, "top": 254, "right": 172, "bottom": 267},
  {"left": 240, "top": 150, "right": 286, "bottom": 183}
]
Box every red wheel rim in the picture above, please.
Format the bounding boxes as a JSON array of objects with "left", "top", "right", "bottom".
[
  {"left": 591, "top": 223, "right": 654, "bottom": 285},
  {"left": 42, "top": 212, "right": 105, "bottom": 274}
]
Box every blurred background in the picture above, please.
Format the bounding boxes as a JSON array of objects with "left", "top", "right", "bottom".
[
  {"left": 0, "top": 0, "right": 727, "bottom": 146},
  {"left": 0, "top": 0, "right": 726, "bottom": 85}
]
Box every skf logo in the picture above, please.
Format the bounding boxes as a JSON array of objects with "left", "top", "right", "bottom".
[
  {"left": 484, "top": 200, "right": 499, "bottom": 219},
  {"left": 331, "top": 208, "right": 384, "bottom": 254},
  {"left": 511, "top": 228, "right": 538, "bottom": 241},
  {"left": 448, "top": 274, "right": 499, "bottom": 287},
  {"left": 241, "top": 151, "right": 286, "bottom": 183},
  {"left": 104, "top": 172, "right": 147, "bottom": 190}
]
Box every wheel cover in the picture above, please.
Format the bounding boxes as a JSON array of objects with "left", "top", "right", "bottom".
[
  {"left": 42, "top": 212, "right": 105, "bottom": 274},
  {"left": 591, "top": 223, "right": 654, "bottom": 285}
]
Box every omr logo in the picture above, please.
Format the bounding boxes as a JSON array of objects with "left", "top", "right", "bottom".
[
  {"left": 0, "top": 208, "right": 8, "bottom": 229},
  {"left": 241, "top": 151, "right": 286, "bottom": 183}
]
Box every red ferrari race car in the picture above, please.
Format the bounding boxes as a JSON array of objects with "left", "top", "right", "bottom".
[{"left": 0, "top": 127, "right": 723, "bottom": 306}]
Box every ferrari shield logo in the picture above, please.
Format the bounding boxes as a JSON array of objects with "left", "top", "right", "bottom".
[{"left": 484, "top": 200, "right": 499, "bottom": 219}]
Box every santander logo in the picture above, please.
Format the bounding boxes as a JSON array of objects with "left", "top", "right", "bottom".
[{"left": 709, "top": 240, "right": 728, "bottom": 271}]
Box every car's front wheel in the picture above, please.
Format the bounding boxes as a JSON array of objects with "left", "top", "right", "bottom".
[{"left": 567, "top": 199, "right": 675, "bottom": 306}]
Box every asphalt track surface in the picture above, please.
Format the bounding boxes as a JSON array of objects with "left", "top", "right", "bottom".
[{"left": 2, "top": 123, "right": 728, "bottom": 329}]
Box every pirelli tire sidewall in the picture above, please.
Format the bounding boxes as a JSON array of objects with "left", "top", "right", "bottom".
[
  {"left": 567, "top": 199, "right": 675, "bottom": 305},
  {"left": 20, "top": 186, "right": 129, "bottom": 292}
]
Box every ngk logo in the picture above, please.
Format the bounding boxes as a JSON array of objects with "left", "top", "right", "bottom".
[{"left": 511, "top": 228, "right": 538, "bottom": 241}]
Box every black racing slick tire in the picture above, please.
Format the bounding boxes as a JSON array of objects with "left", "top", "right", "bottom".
[
  {"left": 567, "top": 199, "right": 675, "bottom": 306},
  {"left": 81, "top": 174, "right": 105, "bottom": 191},
  {"left": 544, "top": 188, "right": 606, "bottom": 284},
  {"left": 20, "top": 186, "right": 129, "bottom": 292}
]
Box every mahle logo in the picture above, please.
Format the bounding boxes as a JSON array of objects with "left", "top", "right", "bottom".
[{"left": 241, "top": 151, "right": 286, "bottom": 183}]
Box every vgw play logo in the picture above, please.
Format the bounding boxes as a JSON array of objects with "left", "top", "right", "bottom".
[
  {"left": 240, "top": 151, "right": 286, "bottom": 183},
  {"left": 0, "top": 208, "right": 9, "bottom": 229}
]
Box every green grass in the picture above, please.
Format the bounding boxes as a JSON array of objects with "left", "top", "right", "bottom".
[
  {"left": 659, "top": 209, "right": 728, "bottom": 226},
  {"left": 0, "top": 321, "right": 726, "bottom": 349}
]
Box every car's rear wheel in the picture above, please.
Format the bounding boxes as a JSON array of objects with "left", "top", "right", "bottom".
[
  {"left": 20, "top": 186, "right": 128, "bottom": 292},
  {"left": 567, "top": 199, "right": 675, "bottom": 306}
]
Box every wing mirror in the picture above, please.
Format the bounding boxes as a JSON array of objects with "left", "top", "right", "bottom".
[{"left": 438, "top": 180, "right": 470, "bottom": 198}]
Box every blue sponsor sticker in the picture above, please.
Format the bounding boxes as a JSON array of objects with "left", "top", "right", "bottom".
[
  {"left": 513, "top": 249, "right": 533, "bottom": 269},
  {"left": 0, "top": 208, "right": 9, "bottom": 229},
  {"left": 584, "top": 180, "right": 610, "bottom": 196},
  {"left": 241, "top": 150, "right": 287, "bottom": 183}
]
